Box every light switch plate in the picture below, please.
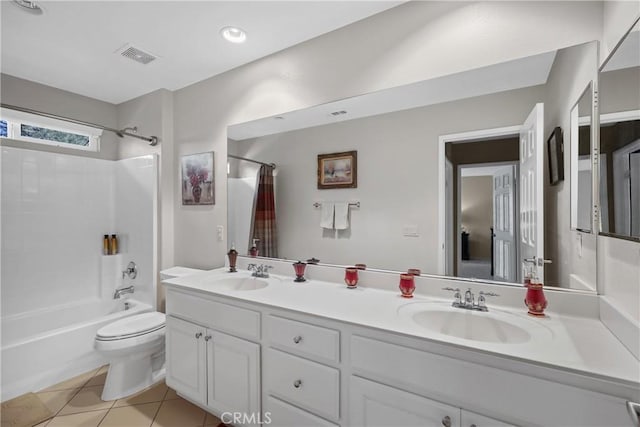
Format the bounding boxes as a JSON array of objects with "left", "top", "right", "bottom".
[{"left": 217, "top": 225, "right": 224, "bottom": 241}]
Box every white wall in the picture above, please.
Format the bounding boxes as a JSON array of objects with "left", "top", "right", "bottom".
[
  {"left": 232, "top": 86, "right": 544, "bottom": 272},
  {"left": 1, "top": 147, "right": 114, "bottom": 316},
  {"left": 601, "top": 1, "right": 640, "bottom": 64},
  {"left": 174, "top": 1, "right": 604, "bottom": 269},
  {"left": 0, "top": 74, "right": 119, "bottom": 160},
  {"left": 599, "top": 236, "right": 640, "bottom": 321}
]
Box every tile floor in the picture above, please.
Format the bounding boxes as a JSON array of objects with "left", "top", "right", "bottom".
[{"left": 26, "top": 366, "right": 225, "bottom": 427}]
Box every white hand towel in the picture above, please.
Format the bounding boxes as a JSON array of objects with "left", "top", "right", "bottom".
[
  {"left": 334, "top": 202, "right": 350, "bottom": 230},
  {"left": 320, "top": 202, "right": 335, "bottom": 229}
]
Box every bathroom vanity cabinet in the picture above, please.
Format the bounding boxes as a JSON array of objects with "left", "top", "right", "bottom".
[
  {"left": 163, "top": 279, "right": 636, "bottom": 427},
  {"left": 165, "top": 290, "right": 261, "bottom": 426}
]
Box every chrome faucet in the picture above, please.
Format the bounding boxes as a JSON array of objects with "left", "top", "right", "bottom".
[
  {"left": 442, "top": 287, "right": 499, "bottom": 312},
  {"left": 247, "top": 263, "right": 273, "bottom": 278},
  {"left": 114, "top": 285, "right": 134, "bottom": 299}
]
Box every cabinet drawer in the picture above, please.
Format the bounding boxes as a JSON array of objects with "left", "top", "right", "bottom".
[
  {"left": 265, "top": 348, "right": 340, "bottom": 421},
  {"left": 265, "top": 395, "right": 339, "bottom": 427},
  {"left": 166, "top": 289, "right": 260, "bottom": 340},
  {"left": 266, "top": 315, "right": 340, "bottom": 363}
]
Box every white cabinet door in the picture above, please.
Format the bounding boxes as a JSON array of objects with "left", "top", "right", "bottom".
[
  {"left": 350, "top": 376, "right": 460, "bottom": 427},
  {"left": 207, "top": 330, "right": 261, "bottom": 426},
  {"left": 461, "top": 409, "right": 516, "bottom": 427},
  {"left": 165, "top": 315, "right": 207, "bottom": 405}
]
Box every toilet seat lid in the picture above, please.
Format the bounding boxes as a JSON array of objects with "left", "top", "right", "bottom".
[{"left": 97, "top": 312, "right": 166, "bottom": 340}]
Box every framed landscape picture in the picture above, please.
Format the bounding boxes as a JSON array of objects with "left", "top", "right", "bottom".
[
  {"left": 181, "top": 151, "right": 215, "bottom": 205},
  {"left": 317, "top": 150, "right": 357, "bottom": 189}
]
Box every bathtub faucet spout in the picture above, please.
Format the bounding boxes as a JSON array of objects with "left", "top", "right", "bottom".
[{"left": 114, "top": 285, "right": 135, "bottom": 299}]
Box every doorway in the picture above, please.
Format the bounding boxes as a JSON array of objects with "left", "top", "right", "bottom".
[{"left": 443, "top": 134, "right": 521, "bottom": 282}]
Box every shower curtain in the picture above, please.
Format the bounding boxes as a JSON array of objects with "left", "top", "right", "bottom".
[{"left": 251, "top": 165, "right": 278, "bottom": 257}]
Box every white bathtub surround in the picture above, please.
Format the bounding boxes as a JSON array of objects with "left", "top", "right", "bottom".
[
  {"left": 0, "top": 298, "right": 152, "bottom": 401},
  {"left": 0, "top": 147, "right": 158, "bottom": 401},
  {"left": 163, "top": 267, "right": 639, "bottom": 426}
]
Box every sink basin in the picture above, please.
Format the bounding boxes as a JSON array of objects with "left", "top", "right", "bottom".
[
  {"left": 399, "top": 303, "right": 552, "bottom": 344},
  {"left": 212, "top": 277, "right": 269, "bottom": 291}
]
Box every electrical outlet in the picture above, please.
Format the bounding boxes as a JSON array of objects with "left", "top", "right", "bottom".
[
  {"left": 217, "top": 225, "right": 224, "bottom": 242},
  {"left": 403, "top": 225, "right": 419, "bottom": 237}
]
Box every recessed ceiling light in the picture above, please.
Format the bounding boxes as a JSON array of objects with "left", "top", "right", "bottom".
[
  {"left": 220, "top": 26, "right": 247, "bottom": 44},
  {"left": 12, "top": 0, "right": 42, "bottom": 14}
]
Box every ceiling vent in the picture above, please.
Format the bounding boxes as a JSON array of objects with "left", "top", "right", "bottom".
[
  {"left": 117, "top": 44, "right": 157, "bottom": 65},
  {"left": 330, "top": 110, "right": 347, "bottom": 116}
]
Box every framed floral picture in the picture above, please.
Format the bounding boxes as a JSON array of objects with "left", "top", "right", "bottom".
[
  {"left": 317, "top": 150, "right": 357, "bottom": 189},
  {"left": 182, "top": 151, "right": 214, "bottom": 205}
]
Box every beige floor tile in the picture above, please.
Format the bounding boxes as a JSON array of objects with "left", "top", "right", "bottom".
[
  {"left": 40, "top": 370, "right": 97, "bottom": 392},
  {"left": 151, "top": 398, "right": 206, "bottom": 427},
  {"left": 33, "top": 421, "right": 50, "bottom": 427},
  {"left": 37, "top": 388, "right": 81, "bottom": 415},
  {"left": 204, "top": 412, "right": 223, "bottom": 426},
  {"left": 163, "top": 387, "right": 179, "bottom": 400},
  {"left": 58, "top": 385, "right": 113, "bottom": 416},
  {"left": 84, "top": 372, "right": 107, "bottom": 387},
  {"left": 99, "top": 402, "right": 161, "bottom": 427},
  {"left": 46, "top": 410, "right": 107, "bottom": 427},
  {"left": 113, "top": 382, "right": 168, "bottom": 407}
]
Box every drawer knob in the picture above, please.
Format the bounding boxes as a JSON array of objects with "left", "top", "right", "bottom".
[
  {"left": 442, "top": 416, "right": 452, "bottom": 427},
  {"left": 470, "top": 424, "right": 477, "bottom": 427},
  {"left": 293, "top": 336, "right": 303, "bottom": 344},
  {"left": 204, "top": 335, "right": 212, "bottom": 341},
  {"left": 195, "top": 332, "right": 202, "bottom": 339},
  {"left": 293, "top": 379, "right": 303, "bottom": 389}
]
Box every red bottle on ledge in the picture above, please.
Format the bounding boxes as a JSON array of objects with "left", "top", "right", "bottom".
[{"left": 525, "top": 277, "right": 548, "bottom": 317}]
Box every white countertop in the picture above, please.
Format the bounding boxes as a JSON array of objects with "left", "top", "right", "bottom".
[{"left": 162, "top": 268, "right": 640, "bottom": 396}]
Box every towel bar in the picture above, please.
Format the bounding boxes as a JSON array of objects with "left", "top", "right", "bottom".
[{"left": 313, "top": 201, "right": 360, "bottom": 209}]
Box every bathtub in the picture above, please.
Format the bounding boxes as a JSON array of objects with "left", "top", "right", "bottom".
[{"left": 1, "top": 297, "right": 151, "bottom": 401}]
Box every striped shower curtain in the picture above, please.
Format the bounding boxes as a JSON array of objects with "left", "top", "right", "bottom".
[{"left": 251, "top": 165, "right": 278, "bottom": 257}]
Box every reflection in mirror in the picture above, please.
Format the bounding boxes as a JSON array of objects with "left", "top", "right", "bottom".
[
  {"left": 227, "top": 41, "right": 599, "bottom": 291},
  {"left": 599, "top": 20, "right": 640, "bottom": 241},
  {"left": 570, "top": 82, "right": 593, "bottom": 232}
]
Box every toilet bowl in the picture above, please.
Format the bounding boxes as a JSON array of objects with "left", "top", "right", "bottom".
[{"left": 95, "top": 311, "right": 166, "bottom": 401}]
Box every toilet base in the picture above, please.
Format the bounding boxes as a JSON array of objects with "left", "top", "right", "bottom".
[{"left": 101, "top": 352, "right": 166, "bottom": 401}]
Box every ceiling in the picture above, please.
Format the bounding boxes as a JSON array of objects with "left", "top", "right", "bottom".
[{"left": 0, "top": 1, "right": 401, "bottom": 104}]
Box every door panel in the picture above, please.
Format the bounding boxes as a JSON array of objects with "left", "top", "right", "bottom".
[
  {"left": 519, "top": 103, "right": 545, "bottom": 281},
  {"left": 165, "top": 316, "right": 206, "bottom": 405},
  {"left": 493, "top": 165, "right": 516, "bottom": 282}
]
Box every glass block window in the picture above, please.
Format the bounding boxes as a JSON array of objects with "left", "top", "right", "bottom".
[
  {"left": 0, "top": 120, "right": 7, "bottom": 137},
  {"left": 20, "top": 124, "right": 90, "bottom": 146}
]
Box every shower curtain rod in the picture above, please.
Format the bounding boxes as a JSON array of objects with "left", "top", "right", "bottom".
[
  {"left": 228, "top": 154, "right": 276, "bottom": 168},
  {"left": 1, "top": 103, "right": 159, "bottom": 146}
]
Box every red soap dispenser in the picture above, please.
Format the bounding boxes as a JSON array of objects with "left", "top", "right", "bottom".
[{"left": 525, "top": 272, "right": 548, "bottom": 317}]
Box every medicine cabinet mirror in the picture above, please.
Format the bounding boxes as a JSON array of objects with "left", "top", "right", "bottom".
[
  {"left": 598, "top": 19, "right": 640, "bottom": 242},
  {"left": 570, "top": 82, "right": 595, "bottom": 233}
]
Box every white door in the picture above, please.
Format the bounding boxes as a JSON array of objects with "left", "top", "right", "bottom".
[
  {"left": 493, "top": 165, "right": 516, "bottom": 282},
  {"left": 207, "top": 330, "right": 261, "bottom": 427},
  {"left": 165, "top": 316, "right": 207, "bottom": 405},
  {"left": 519, "top": 103, "right": 545, "bottom": 281},
  {"left": 349, "top": 376, "right": 460, "bottom": 427}
]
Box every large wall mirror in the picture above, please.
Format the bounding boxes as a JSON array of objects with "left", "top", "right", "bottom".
[
  {"left": 227, "top": 41, "right": 599, "bottom": 291},
  {"left": 598, "top": 19, "right": 640, "bottom": 241}
]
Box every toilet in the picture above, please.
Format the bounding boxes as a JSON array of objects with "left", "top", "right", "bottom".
[
  {"left": 95, "top": 266, "right": 203, "bottom": 401},
  {"left": 95, "top": 312, "right": 166, "bottom": 401}
]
